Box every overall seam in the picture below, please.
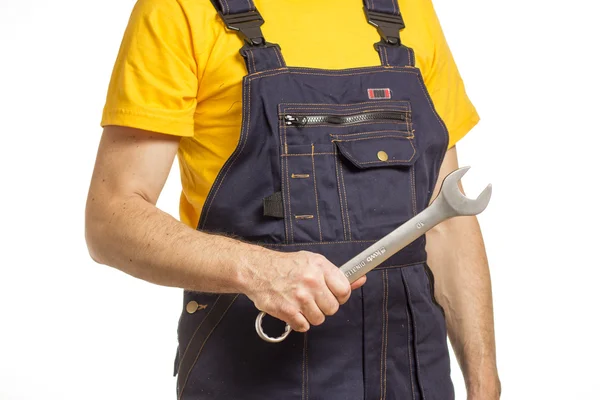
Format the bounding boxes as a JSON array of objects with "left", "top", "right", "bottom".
[
  {"left": 410, "top": 167, "right": 417, "bottom": 216},
  {"left": 311, "top": 144, "right": 323, "bottom": 241},
  {"left": 283, "top": 102, "right": 410, "bottom": 111},
  {"left": 303, "top": 332, "right": 309, "bottom": 400},
  {"left": 284, "top": 122, "right": 294, "bottom": 243},
  {"left": 283, "top": 153, "right": 336, "bottom": 157},
  {"left": 247, "top": 68, "right": 420, "bottom": 82},
  {"left": 278, "top": 105, "right": 291, "bottom": 243},
  {"left": 282, "top": 121, "right": 410, "bottom": 129},
  {"left": 337, "top": 154, "right": 352, "bottom": 240},
  {"left": 335, "top": 135, "right": 414, "bottom": 143},
  {"left": 273, "top": 47, "right": 285, "bottom": 67},
  {"left": 403, "top": 274, "right": 417, "bottom": 400},
  {"left": 248, "top": 49, "right": 257, "bottom": 74},
  {"left": 380, "top": 270, "right": 389, "bottom": 400},
  {"left": 178, "top": 295, "right": 239, "bottom": 400},
  {"left": 199, "top": 77, "right": 251, "bottom": 230},
  {"left": 218, "top": 0, "right": 229, "bottom": 15},
  {"left": 328, "top": 129, "right": 412, "bottom": 138},
  {"left": 402, "top": 269, "right": 426, "bottom": 399},
  {"left": 335, "top": 139, "right": 415, "bottom": 166},
  {"left": 176, "top": 296, "right": 222, "bottom": 376},
  {"left": 333, "top": 145, "right": 349, "bottom": 240}
]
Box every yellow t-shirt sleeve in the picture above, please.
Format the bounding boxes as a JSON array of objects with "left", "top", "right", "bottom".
[
  {"left": 101, "top": 0, "right": 198, "bottom": 137},
  {"left": 421, "top": 4, "right": 480, "bottom": 149}
]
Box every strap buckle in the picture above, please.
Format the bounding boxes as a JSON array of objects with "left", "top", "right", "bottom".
[
  {"left": 365, "top": 9, "right": 405, "bottom": 46},
  {"left": 219, "top": 10, "right": 266, "bottom": 46}
]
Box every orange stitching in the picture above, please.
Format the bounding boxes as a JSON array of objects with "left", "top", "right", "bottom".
[
  {"left": 285, "top": 150, "right": 294, "bottom": 243},
  {"left": 311, "top": 144, "right": 323, "bottom": 241},
  {"left": 380, "top": 271, "right": 385, "bottom": 399},
  {"left": 304, "top": 332, "right": 309, "bottom": 400},
  {"left": 200, "top": 78, "right": 251, "bottom": 229},
  {"left": 328, "top": 130, "right": 412, "bottom": 138},
  {"left": 284, "top": 117, "right": 294, "bottom": 242},
  {"left": 291, "top": 173, "right": 310, "bottom": 179},
  {"left": 273, "top": 47, "right": 285, "bottom": 68},
  {"left": 338, "top": 156, "right": 352, "bottom": 240},
  {"left": 278, "top": 104, "right": 290, "bottom": 244},
  {"left": 402, "top": 271, "right": 417, "bottom": 400},
  {"left": 282, "top": 106, "right": 410, "bottom": 114},
  {"left": 283, "top": 152, "right": 336, "bottom": 157},
  {"left": 383, "top": 270, "right": 389, "bottom": 399},
  {"left": 178, "top": 295, "right": 239, "bottom": 400},
  {"left": 410, "top": 167, "right": 417, "bottom": 216},
  {"left": 248, "top": 68, "right": 419, "bottom": 82},
  {"left": 374, "top": 261, "right": 427, "bottom": 270},
  {"left": 281, "top": 100, "right": 409, "bottom": 107},
  {"left": 249, "top": 49, "right": 257, "bottom": 74},
  {"left": 335, "top": 138, "right": 416, "bottom": 166},
  {"left": 335, "top": 134, "right": 415, "bottom": 143},
  {"left": 282, "top": 122, "right": 410, "bottom": 129},
  {"left": 379, "top": 270, "right": 390, "bottom": 400},
  {"left": 176, "top": 296, "right": 222, "bottom": 377},
  {"left": 333, "top": 145, "right": 348, "bottom": 241},
  {"left": 218, "top": 0, "right": 229, "bottom": 15}
]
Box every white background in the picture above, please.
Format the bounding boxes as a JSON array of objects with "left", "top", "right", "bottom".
[{"left": 0, "top": 0, "right": 598, "bottom": 399}]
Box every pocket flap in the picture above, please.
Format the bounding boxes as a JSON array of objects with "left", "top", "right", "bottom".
[{"left": 332, "top": 133, "right": 417, "bottom": 169}]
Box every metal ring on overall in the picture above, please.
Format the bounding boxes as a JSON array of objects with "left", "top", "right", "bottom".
[{"left": 255, "top": 311, "right": 292, "bottom": 343}]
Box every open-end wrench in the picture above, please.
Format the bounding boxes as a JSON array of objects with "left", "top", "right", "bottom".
[{"left": 255, "top": 166, "right": 492, "bottom": 343}]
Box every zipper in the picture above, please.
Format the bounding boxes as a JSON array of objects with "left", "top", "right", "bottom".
[{"left": 282, "top": 111, "right": 410, "bottom": 127}]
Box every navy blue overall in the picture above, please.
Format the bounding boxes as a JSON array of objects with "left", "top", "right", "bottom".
[{"left": 174, "top": 0, "right": 453, "bottom": 398}]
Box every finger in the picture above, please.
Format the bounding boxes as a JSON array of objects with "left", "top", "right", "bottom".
[
  {"left": 350, "top": 275, "right": 367, "bottom": 291},
  {"left": 299, "top": 300, "right": 326, "bottom": 326},
  {"left": 314, "top": 289, "right": 340, "bottom": 316},
  {"left": 323, "top": 266, "right": 351, "bottom": 305},
  {"left": 288, "top": 312, "right": 310, "bottom": 332},
  {"left": 268, "top": 307, "right": 310, "bottom": 333}
]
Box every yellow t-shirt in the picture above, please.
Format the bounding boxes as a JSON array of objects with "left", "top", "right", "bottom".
[{"left": 101, "top": 0, "right": 480, "bottom": 228}]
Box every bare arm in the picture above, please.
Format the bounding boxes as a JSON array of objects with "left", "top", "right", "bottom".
[
  {"left": 425, "top": 147, "right": 501, "bottom": 399},
  {"left": 85, "top": 126, "right": 365, "bottom": 332}
]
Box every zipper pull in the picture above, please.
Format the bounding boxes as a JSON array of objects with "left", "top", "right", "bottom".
[{"left": 284, "top": 115, "right": 308, "bottom": 126}]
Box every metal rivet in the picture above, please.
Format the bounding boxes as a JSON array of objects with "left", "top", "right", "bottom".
[
  {"left": 186, "top": 301, "right": 199, "bottom": 314},
  {"left": 377, "top": 151, "right": 389, "bottom": 161}
]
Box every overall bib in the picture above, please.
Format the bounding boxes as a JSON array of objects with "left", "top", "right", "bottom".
[{"left": 174, "top": 0, "right": 453, "bottom": 398}]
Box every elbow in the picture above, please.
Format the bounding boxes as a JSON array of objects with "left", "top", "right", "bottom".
[{"left": 84, "top": 201, "right": 111, "bottom": 265}]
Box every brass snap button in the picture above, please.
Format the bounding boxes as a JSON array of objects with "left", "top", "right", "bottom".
[
  {"left": 186, "top": 300, "right": 208, "bottom": 314},
  {"left": 377, "top": 151, "right": 389, "bottom": 161},
  {"left": 186, "top": 301, "right": 199, "bottom": 314}
]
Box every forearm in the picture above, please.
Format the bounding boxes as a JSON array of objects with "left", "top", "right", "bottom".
[
  {"left": 425, "top": 216, "right": 500, "bottom": 398},
  {"left": 85, "top": 193, "right": 264, "bottom": 293}
]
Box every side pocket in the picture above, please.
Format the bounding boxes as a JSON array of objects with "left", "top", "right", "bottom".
[
  {"left": 423, "top": 263, "right": 446, "bottom": 318},
  {"left": 176, "top": 294, "right": 238, "bottom": 400}
]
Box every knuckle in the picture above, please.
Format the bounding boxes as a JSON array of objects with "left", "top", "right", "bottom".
[
  {"left": 301, "top": 272, "right": 319, "bottom": 287},
  {"left": 294, "top": 289, "right": 311, "bottom": 305}
]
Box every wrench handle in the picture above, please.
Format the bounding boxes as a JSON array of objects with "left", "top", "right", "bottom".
[{"left": 340, "top": 196, "right": 453, "bottom": 283}]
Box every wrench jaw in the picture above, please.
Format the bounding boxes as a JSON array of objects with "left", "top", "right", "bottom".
[{"left": 441, "top": 166, "right": 493, "bottom": 217}]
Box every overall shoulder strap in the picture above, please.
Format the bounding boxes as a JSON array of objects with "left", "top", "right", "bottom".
[
  {"left": 209, "top": 0, "right": 286, "bottom": 73},
  {"left": 363, "top": 0, "right": 415, "bottom": 67}
]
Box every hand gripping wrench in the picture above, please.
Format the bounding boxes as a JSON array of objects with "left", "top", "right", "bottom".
[{"left": 255, "top": 166, "right": 492, "bottom": 343}]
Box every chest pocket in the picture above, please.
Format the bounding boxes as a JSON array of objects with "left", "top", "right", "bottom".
[{"left": 277, "top": 101, "right": 419, "bottom": 243}]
